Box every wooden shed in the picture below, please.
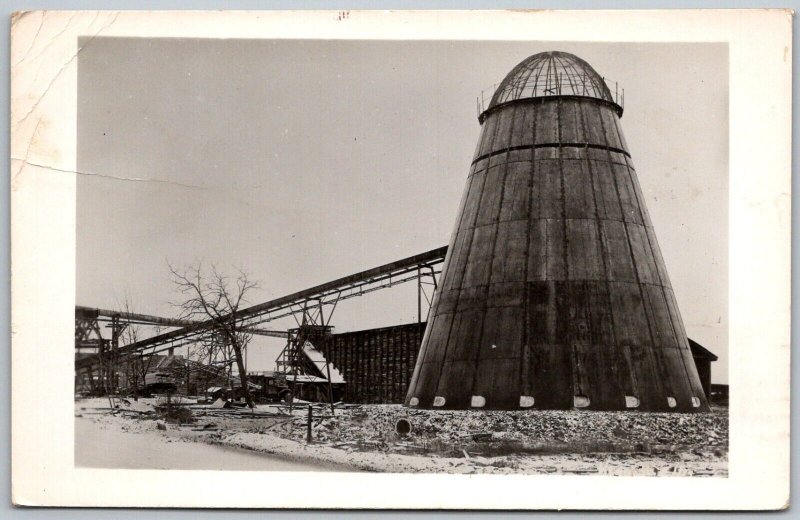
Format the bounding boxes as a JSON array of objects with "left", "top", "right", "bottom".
[{"left": 688, "top": 339, "right": 718, "bottom": 401}]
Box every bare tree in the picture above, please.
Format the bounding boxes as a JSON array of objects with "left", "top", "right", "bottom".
[
  {"left": 169, "top": 263, "right": 257, "bottom": 408},
  {"left": 116, "top": 295, "right": 160, "bottom": 401}
]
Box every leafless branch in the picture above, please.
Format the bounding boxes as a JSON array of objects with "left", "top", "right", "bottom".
[{"left": 167, "top": 261, "right": 260, "bottom": 408}]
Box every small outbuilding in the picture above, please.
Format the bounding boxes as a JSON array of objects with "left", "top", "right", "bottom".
[{"left": 688, "top": 339, "right": 718, "bottom": 400}]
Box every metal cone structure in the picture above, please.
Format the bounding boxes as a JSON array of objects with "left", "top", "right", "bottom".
[{"left": 405, "top": 51, "right": 709, "bottom": 412}]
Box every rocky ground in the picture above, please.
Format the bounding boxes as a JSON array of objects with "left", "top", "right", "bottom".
[
  {"left": 75, "top": 398, "right": 728, "bottom": 476},
  {"left": 295, "top": 404, "right": 728, "bottom": 455}
]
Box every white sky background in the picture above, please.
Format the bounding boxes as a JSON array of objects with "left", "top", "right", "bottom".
[{"left": 77, "top": 39, "right": 728, "bottom": 383}]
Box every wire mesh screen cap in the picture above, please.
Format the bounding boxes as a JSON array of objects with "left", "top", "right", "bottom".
[{"left": 487, "top": 51, "right": 621, "bottom": 113}]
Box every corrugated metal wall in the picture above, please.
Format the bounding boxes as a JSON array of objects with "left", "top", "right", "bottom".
[
  {"left": 405, "top": 92, "right": 709, "bottom": 412},
  {"left": 320, "top": 323, "right": 425, "bottom": 404}
]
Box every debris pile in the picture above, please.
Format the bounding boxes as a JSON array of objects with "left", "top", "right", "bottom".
[{"left": 278, "top": 404, "right": 729, "bottom": 456}]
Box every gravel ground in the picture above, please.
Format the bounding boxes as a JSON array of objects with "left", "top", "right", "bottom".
[
  {"left": 296, "top": 404, "right": 728, "bottom": 456},
  {"left": 75, "top": 398, "right": 728, "bottom": 476}
]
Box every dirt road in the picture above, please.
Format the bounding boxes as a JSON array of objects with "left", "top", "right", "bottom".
[{"left": 75, "top": 416, "right": 342, "bottom": 471}]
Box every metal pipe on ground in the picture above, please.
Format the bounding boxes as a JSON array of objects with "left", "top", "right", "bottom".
[{"left": 395, "top": 418, "right": 412, "bottom": 436}]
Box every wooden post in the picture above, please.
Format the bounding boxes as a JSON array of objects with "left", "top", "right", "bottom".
[{"left": 306, "top": 404, "right": 313, "bottom": 443}]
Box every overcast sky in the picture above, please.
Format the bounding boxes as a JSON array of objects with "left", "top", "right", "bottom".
[{"left": 77, "top": 39, "right": 728, "bottom": 382}]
